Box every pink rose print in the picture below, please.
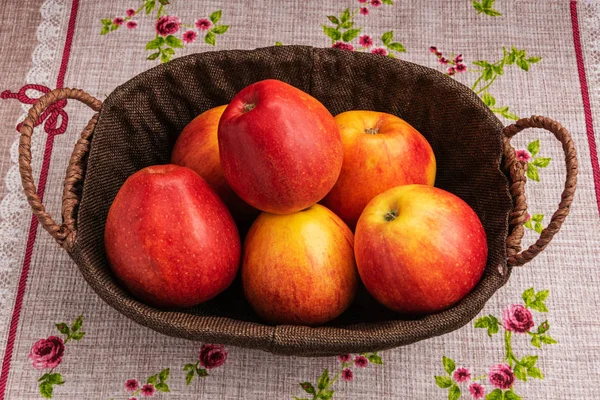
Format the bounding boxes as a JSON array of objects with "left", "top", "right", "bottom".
[
  {"left": 320, "top": 2, "right": 403, "bottom": 59},
  {"left": 453, "top": 367, "right": 471, "bottom": 383},
  {"left": 121, "top": 368, "right": 171, "bottom": 397},
  {"left": 359, "top": 34, "right": 374, "bottom": 48},
  {"left": 332, "top": 42, "right": 355, "bottom": 51},
  {"left": 125, "top": 379, "right": 140, "bottom": 392},
  {"left": 320, "top": 1, "right": 402, "bottom": 57},
  {"left": 488, "top": 363, "right": 515, "bottom": 389},
  {"left": 428, "top": 45, "right": 541, "bottom": 120},
  {"left": 430, "top": 46, "right": 468, "bottom": 76},
  {"left": 503, "top": 304, "right": 534, "bottom": 333},
  {"left": 128, "top": 398, "right": 137, "bottom": 400},
  {"left": 354, "top": 355, "right": 369, "bottom": 367},
  {"left": 515, "top": 149, "right": 532, "bottom": 162},
  {"left": 101, "top": 6, "right": 230, "bottom": 63},
  {"left": 184, "top": 344, "right": 229, "bottom": 385},
  {"left": 30, "top": 315, "right": 85, "bottom": 398},
  {"left": 521, "top": 139, "right": 552, "bottom": 181},
  {"left": 29, "top": 336, "right": 65, "bottom": 370},
  {"left": 469, "top": 382, "right": 485, "bottom": 399},
  {"left": 140, "top": 384, "right": 156, "bottom": 397},
  {"left": 183, "top": 30, "right": 198, "bottom": 44},
  {"left": 371, "top": 47, "right": 388, "bottom": 56},
  {"left": 199, "top": 344, "right": 228, "bottom": 369},
  {"left": 341, "top": 368, "right": 354, "bottom": 381},
  {"left": 196, "top": 18, "right": 212, "bottom": 31},
  {"left": 155, "top": 15, "right": 181, "bottom": 36},
  {"left": 294, "top": 352, "right": 382, "bottom": 398},
  {"left": 435, "top": 288, "right": 556, "bottom": 399}
]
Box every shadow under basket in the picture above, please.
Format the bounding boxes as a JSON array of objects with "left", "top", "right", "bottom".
[{"left": 18, "top": 46, "right": 577, "bottom": 356}]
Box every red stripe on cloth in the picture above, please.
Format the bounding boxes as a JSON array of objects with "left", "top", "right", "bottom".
[
  {"left": 0, "top": 0, "right": 80, "bottom": 396},
  {"left": 571, "top": 1, "right": 600, "bottom": 214},
  {"left": 56, "top": 0, "right": 79, "bottom": 89}
]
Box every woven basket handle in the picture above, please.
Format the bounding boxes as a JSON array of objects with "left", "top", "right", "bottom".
[
  {"left": 19, "top": 88, "right": 102, "bottom": 251},
  {"left": 503, "top": 115, "right": 577, "bottom": 267}
]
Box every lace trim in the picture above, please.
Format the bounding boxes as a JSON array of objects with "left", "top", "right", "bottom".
[
  {"left": 580, "top": 2, "right": 600, "bottom": 104},
  {"left": 0, "top": 0, "right": 67, "bottom": 355}
]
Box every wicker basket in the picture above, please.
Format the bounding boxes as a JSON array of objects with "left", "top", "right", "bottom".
[{"left": 18, "top": 46, "right": 577, "bottom": 356}]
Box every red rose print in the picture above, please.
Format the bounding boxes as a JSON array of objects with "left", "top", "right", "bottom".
[
  {"left": 503, "top": 305, "right": 534, "bottom": 333},
  {"left": 183, "top": 30, "right": 198, "bottom": 43},
  {"left": 155, "top": 15, "right": 181, "bottom": 36},
  {"left": 195, "top": 18, "right": 212, "bottom": 31},
  {"left": 28, "top": 336, "right": 65, "bottom": 370},
  {"left": 199, "top": 344, "right": 228, "bottom": 369},
  {"left": 488, "top": 363, "right": 515, "bottom": 389}
]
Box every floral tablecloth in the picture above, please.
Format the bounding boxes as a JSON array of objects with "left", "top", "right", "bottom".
[{"left": 1, "top": 0, "right": 599, "bottom": 399}]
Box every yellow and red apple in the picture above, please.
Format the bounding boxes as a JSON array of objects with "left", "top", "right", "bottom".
[
  {"left": 354, "top": 184, "right": 487, "bottom": 315},
  {"left": 242, "top": 204, "right": 358, "bottom": 325},
  {"left": 171, "top": 105, "right": 258, "bottom": 225},
  {"left": 321, "top": 111, "right": 436, "bottom": 229},
  {"left": 218, "top": 79, "right": 343, "bottom": 215},
  {"left": 104, "top": 165, "right": 241, "bottom": 309}
]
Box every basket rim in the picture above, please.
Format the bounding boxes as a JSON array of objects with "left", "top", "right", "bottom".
[{"left": 76, "top": 47, "right": 515, "bottom": 356}]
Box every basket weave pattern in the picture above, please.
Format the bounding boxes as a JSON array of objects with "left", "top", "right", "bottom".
[{"left": 18, "top": 47, "right": 577, "bottom": 356}]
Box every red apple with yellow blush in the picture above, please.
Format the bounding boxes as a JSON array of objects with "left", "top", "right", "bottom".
[
  {"left": 354, "top": 184, "right": 487, "bottom": 315},
  {"left": 218, "top": 79, "right": 343, "bottom": 215},
  {"left": 242, "top": 204, "right": 358, "bottom": 325},
  {"left": 321, "top": 110, "right": 436, "bottom": 229},
  {"left": 171, "top": 105, "right": 258, "bottom": 225}
]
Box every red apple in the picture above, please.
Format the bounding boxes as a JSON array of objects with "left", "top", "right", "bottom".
[
  {"left": 242, "top": 204, "right": 358, "bottom": 325},
  {"left": 104, "top": 165, "right": 241, "bottom": 309},
  {"left": 218, "top": 79, "right": 343, "bottom": 214},
  {"left": 171, "top": 105, "right": 258, "bottom": 225},
  {"left": 354, "top": 184, "right": 487, "bottom": 314},
  {"left": 321, "top": 110, "right": 436, "bottom": 229}
]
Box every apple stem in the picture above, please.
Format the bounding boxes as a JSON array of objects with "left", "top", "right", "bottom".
[
  {"left": 243, "top": 103, "right": 256, "bottom": 113},
  {"left": 384, "top": 210, "right": 398, "bottom": 222},
  {"left": 364, "top": 128, "right": 379, "bottom": 135}
]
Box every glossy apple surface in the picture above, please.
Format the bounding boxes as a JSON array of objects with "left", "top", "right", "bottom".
[
  {"left": 322, "top": 110, "right": 436, "bottom": 229},
  {"left": 171, "top": 105, "right": 258, "bottom": 225},
  {"left": 218, "top": 79, "right": 343, "bottom": 214},
  {"left": 242, "top": 204, "right": 358, "bottom": 325},
  {"left": 354, "top": 184, "right": 487, "bottom": 315},
  {"left": 104, "top": 165, "right": 241, "bottom": 309}
]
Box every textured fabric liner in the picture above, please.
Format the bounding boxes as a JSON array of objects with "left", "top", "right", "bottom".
[{"left": 72, "top": 46, "right": 513, "bottom": 356}]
